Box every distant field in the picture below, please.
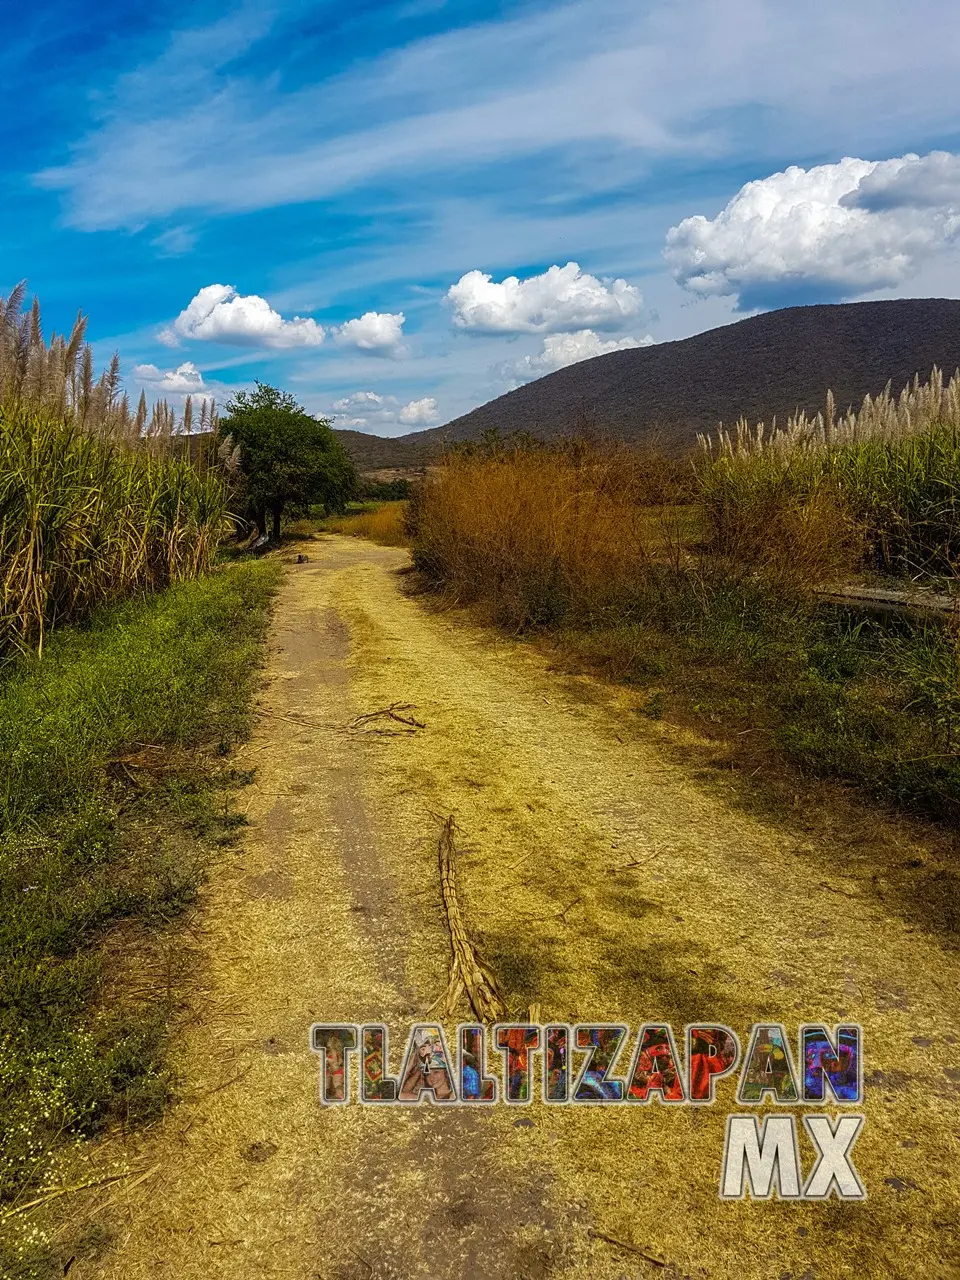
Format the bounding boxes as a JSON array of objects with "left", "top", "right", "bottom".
[{"left": 310, "top": 500, "right": 409, "bottom": 546}]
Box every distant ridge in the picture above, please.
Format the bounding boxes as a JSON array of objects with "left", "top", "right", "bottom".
[
  {"left": 330, "top": 428, "right": 439, "bottom": 472},
  {"left": 333, "top": 299, "right": 960, "bottom": 468}
]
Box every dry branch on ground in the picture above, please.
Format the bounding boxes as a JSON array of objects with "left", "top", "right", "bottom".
[{"left": 431, "top": 816, "right": 506, "bottom": 1023}]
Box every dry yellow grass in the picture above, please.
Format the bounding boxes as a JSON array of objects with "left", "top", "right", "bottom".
[
  {"left": 410, "top": 448, "right": 668, "bottom": 626},
  {"left": 322, "top": 500, "right": 409, "bottom": 545}
]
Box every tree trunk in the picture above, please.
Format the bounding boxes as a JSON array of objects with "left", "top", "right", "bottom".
[{"left": 271, "top": 504, "right": 282, "bottom": 543}]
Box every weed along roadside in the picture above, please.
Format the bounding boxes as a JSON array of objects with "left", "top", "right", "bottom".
[
  {"left": 0, "top": 290, "right": 231, "bottom": 660},
  {"left": 0, "top": 558, "right": 280, "bottom": 1275},
  {"left": 0, "top": 285, "right": 351, "bottom": 1276}
]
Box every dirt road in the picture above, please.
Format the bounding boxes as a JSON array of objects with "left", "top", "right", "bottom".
[{"left": 74, "top": 536, "right": 960, "bottom": 1279}]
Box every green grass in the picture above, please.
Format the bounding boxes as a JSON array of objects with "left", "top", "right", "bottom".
[
  {"left": 0, "top": 555, "right": 279, "bottom": 1273},
  {"left": 556, "top": 572, "right": 960, "bottom": 823}
]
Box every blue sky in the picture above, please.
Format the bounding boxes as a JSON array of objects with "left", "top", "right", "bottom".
[{"left": 5, "top": 0, "right": 960, "bottom": 434}]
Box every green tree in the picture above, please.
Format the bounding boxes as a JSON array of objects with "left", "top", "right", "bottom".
[{"left": 221, "top": 382, "right": 356, "bottom": 540}]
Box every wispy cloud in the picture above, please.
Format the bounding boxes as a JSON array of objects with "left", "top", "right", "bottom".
[
  {"left": 150, "top": 226, "right": 197, "bottom": 258},
  {"left": 37, "top": 1, "right": 960, "bottom": 233}
]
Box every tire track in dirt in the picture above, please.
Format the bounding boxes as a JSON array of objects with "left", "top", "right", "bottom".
[
  {"left": 71, "top": 537, "right": 960, "bottom": 1280},
  {"left": 71, "top": 542, "right": 572, "bottom": 1280}
]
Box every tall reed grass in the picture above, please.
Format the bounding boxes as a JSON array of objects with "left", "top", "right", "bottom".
[
  {"left": 700, "top": 367, "right": 960, "bottom": 579},
  {"left": 0, "top": 285, "right": 232, "bottom": 656}
]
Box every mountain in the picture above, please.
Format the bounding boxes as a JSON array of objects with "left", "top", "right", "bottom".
[
  {"left": 333, "top": 298, "right": 960, "bottom": 468},
  {"left": 329, "top": 428, "right": 439, "bottom": 472}
]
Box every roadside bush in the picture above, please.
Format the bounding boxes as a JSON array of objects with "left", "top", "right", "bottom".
[
  {"left": 359, "top": 477, "right": 411, "bottom": 501},
  {"left": 409, "top": 445, "right": 657, "bottom": 628}
]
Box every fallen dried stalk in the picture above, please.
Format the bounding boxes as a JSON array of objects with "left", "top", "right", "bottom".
[
  {"left": 588, "top": 1228, "right": 666, "bottom": 1266},
  {"left": 1, "top": 1165, "right": 161, "bottom": 1221},
  {"left": 349, "top": 702, "right": 426, "bottom": 731},
  {"left": 431, "top": 816, "right": 506, "bottom": 1022},
  {"left": 607, "top": 851, "right": 659, "bottom": 874}
]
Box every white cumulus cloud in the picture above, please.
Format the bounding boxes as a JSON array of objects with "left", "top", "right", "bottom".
[
  {"left": 848, "top": 150, "right": 960, "bottom": 211},
  {"left": 665, "top": 151, "right": 960, "bottom": 309},
  {"left": 447, "top": 262, "right": 643, "bottom": 334},
  {"left": 165, "top": 284, "right": 326, "bottom": 348},
  {"left": 507, "top": 329, "right": 654, "bottom": 382},
  {"left": 398, "top": 396, "right": 438, "bottom": 426},
  {"left": 132, "top": 361, "right": 207, "bottom": 395},
  {"left": 334, "top": 311, "right": 405, "bottom": 353},
  {"left": 329, "top": 390, "right": 439, "bottom": 435},
  {"left": 332, "top": 391, "right": 387, "bottom": 410},
  {"left": 161, "top": 287, "right": 406, "bottom": 355}
]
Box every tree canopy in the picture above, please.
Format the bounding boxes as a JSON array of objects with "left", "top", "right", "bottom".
[{"left": 221, "top": 382, "right": 356, "bottom": 539}]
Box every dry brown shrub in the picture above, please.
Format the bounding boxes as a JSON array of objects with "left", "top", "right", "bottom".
[{"left": 410, "top": 444, "right": 660, "bottom": 628}]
